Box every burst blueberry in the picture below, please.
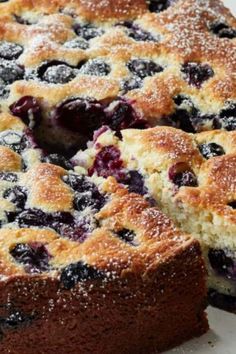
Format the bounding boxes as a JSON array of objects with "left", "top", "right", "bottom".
[
  {"left": 127, "top": 59, "right": 163, "bottom": 79},
  {"left": 208, "top": 248, "right": 236, "bottom": 280},
  {"left": 116, "top": 229, "right": 136, "bottom": 244},
  {"left": 10, "top": 243, "right": 52, "bottom": 273},
  {"left": 199, "top": 143, "right": 225, "bottom": 159},
  {"left": 181, "top": 62, "right": 214, "bottom": 88},
  {"left": 211, "top": 22, "right": 236, "bottom": 39},
  {"left": 0, "top": 172, "right": 18, "bottom": 182},
  {"left": 52, "top": 97, "right": 106, "bottom": 138},
  {"left": 0, "top": 131, "right": 29, "bottom": 154},
  {"left": 10, "top": 96, "right": 42, "bottom": 129},
  {"left": 64, "top": 38, "right": 89, "bottom": 50}
]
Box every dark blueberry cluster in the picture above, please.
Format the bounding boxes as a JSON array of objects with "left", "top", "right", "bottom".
[
  {"left": 198, "top": 143, "right": 225, "bottom": 159},
  {"left": 10, "top": 243, "right": 52, "bottom": 273},
  {"left": 10, "top": 96, "right": 42, "bottom": 129},
  {"left": 181, "top": 62, "right": 214, "bottom": 88},
  {"left": 79, "top": 59, "right": 111, "bottom": 77},
  {"left": 3, "top": 186, "right": 27, "bottom": 210},
  {"left": 88, "top": 145, "right": 125, "bottom": 181},
  {"left": 37, "top": 61, "right": 78, "bottom": 84},
  {"left": 169, "top": 96, "right": 236, "bottom": 133},
  {"left": 210, "top": 22, "right": 236, "bottom": 39},
  {"left": 60, "top": 261, "right": 104, "bottom": 289},
  {"left": 169, "top": 164, "right": 198, "bottom": 188},
  {"left": 208, "top": 248, "right": 236, "bottom": 280},
  {"left": 127, "top": 59, "right": 163, "bottom": 80},
  {"left": 118, "top": 21, "right": 159, "bottom": 42}
]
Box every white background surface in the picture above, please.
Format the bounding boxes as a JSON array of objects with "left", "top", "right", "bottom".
[{"left": 166, "top": 1, "right": 236, "bottom": 353}]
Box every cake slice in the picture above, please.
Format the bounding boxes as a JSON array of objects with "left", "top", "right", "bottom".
[
  {"left": 0, "top": 163, "right": 208, "bottom": 353},
  {"left": 79, "top": 126, "right": 236, "bottom": 312}
]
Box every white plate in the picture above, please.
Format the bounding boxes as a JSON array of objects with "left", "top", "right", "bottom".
[{"left": 167, "top": 1, "right": 236, "bottom": 353}]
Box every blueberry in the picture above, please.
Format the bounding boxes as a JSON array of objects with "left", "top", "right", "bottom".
[
  {"left": 64, "top": 37, "right": 89, "bottom": 50},
  {"left": 181, "top": 62, "right": 214, "bottom": 88},
  {"left": 10, "top": 243, "right": 51, "bottom": 273},
  {"left": 1, "top": 310, "right": 34, "bottom": 329},
  {"left": 0, "top": 131, "right": 29, "bottom": 153},
  {"left": 10, "top": 96, "right": 42, "bottom": 129},
  {"left": 169, "top": 165, "right": 198, "bottom": 188},
  {"left": 48, "top": 211, "right": 74, "bottom": 226},
  {"left": 148, "top": 0, "right": 175, "bottom": 12},
  {"left": 208, "top": 248, "right": 236, "bottom": 280},
  {"left": 52, "top": 97, "right": 106, "bottom": 138},
  {"left": 116, "top": 229, "right": 135, "bottom": 244},
  {"left": 104, "top": 99, "right": 148, "bottom": 132},
  {"left": 0, "top": 41, "right": 23, "bottom": 60},
  {"left": 0, "top": 59, "right": 24, "bottom": 84},
  {"left": 211, "top": 22, "right": 236, "bottom": 39},
  {"left": 88, "top": 145, "right": 125, "bottom": 181},
  {"left": 37, "top": 61, "right": 78, "bottom": 84},
  {"left": 171, "top": 95, "right": 197, "bottom": 132},
  {"left": 208, "top": 288, "right": 236, "bottom": 313},
  {"left": 16, "top": 208, "right": 48, "bottom": 227},
  {"left": 14, "top": 14, "right": 33, "bottom": 25},
  {"left": 3, "top": 186, "right": 27, "bottom": 209},
  {"left": 124, "top": 170, "right": 147, "bottom": 195},
  {"left": 199, "top": 143, "right": 225, "bottom": 159},
  {"left": 0, "top": 85, "right": 10, "bottom": 99},
  {"left": 54, "top": 221, "right": 91, "bottom": 243},
  {"left": 127, "top": 59, "right": 163, "bottom": 79},
  {"left": 42, "top": 154, "right": 73, "bottom": 170},
  {"left": 0, "top": 172, "right": 18, "bottom": 182},
  {"left": 119, "top": 21, "right": 158, "bottom": 42},
  {"left": 120, "top": 76, "right": 142, "bottom": 93},
  {"left": 228, "top": 201, "right": 236, "bottom": 209},
  {"left": 74, "top": 23, "right": 104, "bottom": 40},
  {"left": 60, "top": 261, "right": 104, "bottom": 289},
  {"left": 79, "top": 59, "right": 111, "bottom": 76},
  {"left": 217, "top": 102, "right": 236, "bottom": 131}
]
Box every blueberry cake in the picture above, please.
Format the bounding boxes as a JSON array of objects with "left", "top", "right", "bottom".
[
  {"left": 81, "top": 126, "right": 236, "bottom": 313},
  {"left": 0, "top": 0, "right": 234, "bottom": 157}
]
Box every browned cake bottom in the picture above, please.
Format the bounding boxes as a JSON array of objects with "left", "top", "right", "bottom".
[{"left": 0, "top": 241, "right": 208, "bottom": 354}]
